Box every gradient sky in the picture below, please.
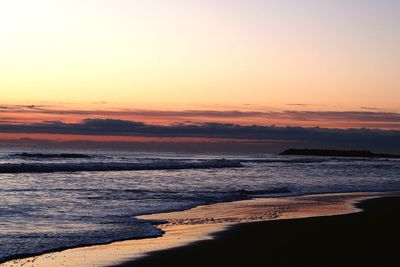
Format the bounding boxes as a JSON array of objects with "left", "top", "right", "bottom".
[
  {"left": 1, "top": 0, "right": 399, "bottom": 108},
  {"left": 0, "top": 0, "right": 400, "bottom": 151}
]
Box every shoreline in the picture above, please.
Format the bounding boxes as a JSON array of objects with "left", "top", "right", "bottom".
[
  {"left": 1, "top": 191, "right": 399, "bottom": 267},
  {"left": 123, "top": 195, "right": 400, "bottom": 267}
]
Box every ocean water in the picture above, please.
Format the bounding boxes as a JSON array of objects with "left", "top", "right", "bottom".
[{"left": 0, "top": 147, "right": 399, "bottom": 262}]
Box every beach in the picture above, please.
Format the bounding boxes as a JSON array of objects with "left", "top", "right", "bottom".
[
  {"left": 122, "top": 194, "right": 400, "bottom": 267},
  {"left": 2, "top": 191, "right": 398, "bottom": 267}
]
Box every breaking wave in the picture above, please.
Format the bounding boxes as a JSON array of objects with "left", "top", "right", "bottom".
[
  {"left": 0, "top": 159, "right": 243, "bottom": 173},
  {"left": 14, "top": 153, "right": 93, "bottom": 159}
]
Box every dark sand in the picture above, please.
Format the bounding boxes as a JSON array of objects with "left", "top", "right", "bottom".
[{"left": 115, "top": 196, "right": 400, "bottom": 267}]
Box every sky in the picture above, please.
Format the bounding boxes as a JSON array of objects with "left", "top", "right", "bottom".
[{"left": 0, "top": 0, "right": 399, "bottom": 152}]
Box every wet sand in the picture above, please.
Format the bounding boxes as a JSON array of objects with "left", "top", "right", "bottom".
[
  {"left": 1, "top": 192, "right": 397, "bottom": 267},
  {"left": 119, "top": 195, "right": 400, "bottom": 267}
]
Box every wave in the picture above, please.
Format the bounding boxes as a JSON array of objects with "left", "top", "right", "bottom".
[
  {"left": 0, "top": 187, "right": 291, "bottom": 203},
  {"left": 14, "top": 153, "right": 92, "bottom": 159},
  {"left": 0, "top": 159, "right": 243, "bottom": 173},
  {"left": 235, "top": 188, "right": 292, "bottom": 195},
  {"left": 240, "top": 158, "right": 327, "bottom": 164},
  {"left": 240, "top": 157, "right": 398, "bottom": 164}
]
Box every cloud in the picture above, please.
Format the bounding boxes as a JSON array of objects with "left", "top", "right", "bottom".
[
  {"left": 1, "top": 104, "right": 400, "bottom": 129},
  {"left": 0, "top": 104, "right": 399, "bottom": 120},
  {"left": 286, "top": 103, "right": 310, "bottom": 106},
  {"left": 0, "top": 118, "right": 399, "bottom": 153},
  {"left": 282, "top": 111, "right": 400, "bottom": 122},
  {"left": 0, "top": 104, "right": 47, "bottom": 111},
  {"left": 360, "top": 106, "right": 384, "bottom": 111}
]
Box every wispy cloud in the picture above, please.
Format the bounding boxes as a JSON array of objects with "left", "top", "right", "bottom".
[
  {"left": 286, "top": 103, "right": 311, "bottom": 106},
  {"left": 1, "top": 104, "right": 400, "bottom": 129},
  {"left": 360, "top": 106, "right": 384, "bottom": 111}
]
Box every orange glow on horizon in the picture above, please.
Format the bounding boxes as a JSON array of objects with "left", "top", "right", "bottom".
[
  {"left": 1, "top": 103, "right": 399, "bottom": 130},
  {"left": 0, "top": 133, "right": 271, "bottom": 143}
]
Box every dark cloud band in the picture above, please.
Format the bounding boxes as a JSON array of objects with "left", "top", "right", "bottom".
[{"left": 0, "top": 118, "right": 399, "bottom": 151}]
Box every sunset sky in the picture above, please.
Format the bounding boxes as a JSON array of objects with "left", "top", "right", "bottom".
[{"left": 0, "top": 0, "right": 399, "bottom": 151}]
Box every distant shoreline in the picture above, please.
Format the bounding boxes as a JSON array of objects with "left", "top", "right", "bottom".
[{"left": 280, "top": 148, "right": 400, "bottom": 158}]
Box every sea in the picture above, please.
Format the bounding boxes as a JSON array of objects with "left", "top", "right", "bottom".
[{"left": 0, "top": 147, "right": 399, "bottom": 262}]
